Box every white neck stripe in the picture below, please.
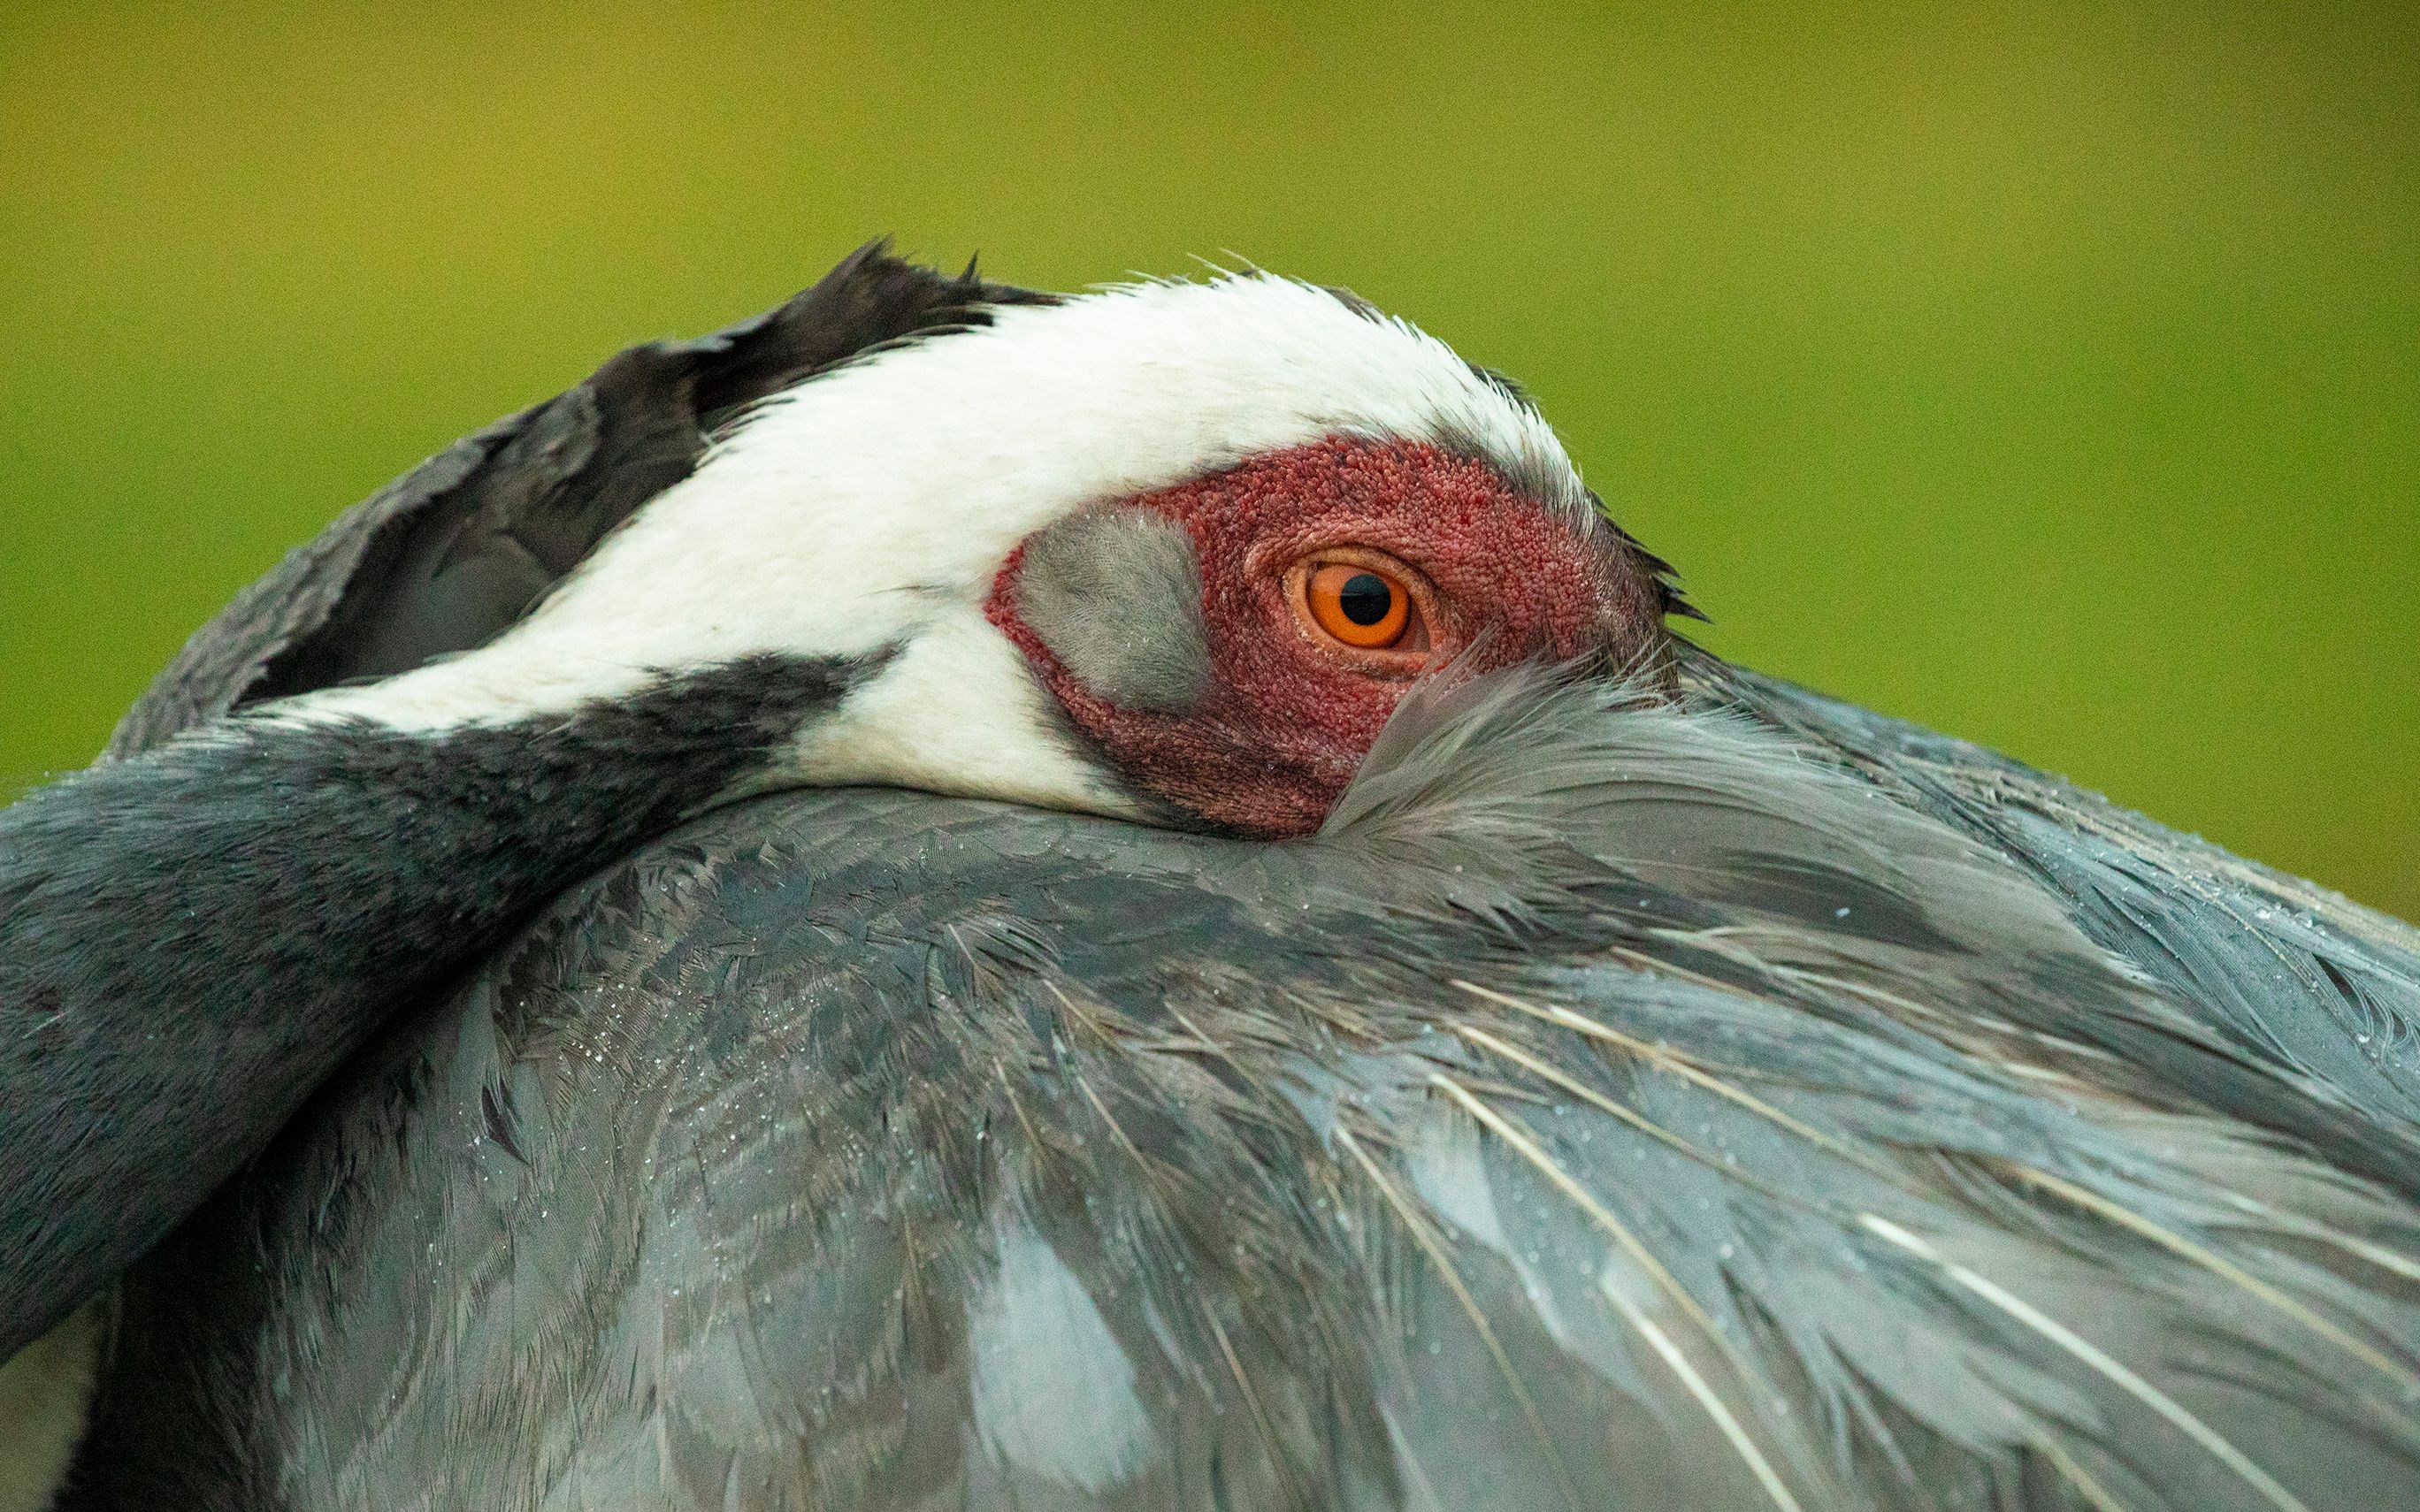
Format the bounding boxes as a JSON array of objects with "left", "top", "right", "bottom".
[{"left": 276, "top": 271, "right": 1590, "bottom": 822}]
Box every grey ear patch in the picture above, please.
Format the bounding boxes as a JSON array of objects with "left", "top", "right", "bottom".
[{"left": 1015, "top": 509, "right": 1213, "bottom": 711}]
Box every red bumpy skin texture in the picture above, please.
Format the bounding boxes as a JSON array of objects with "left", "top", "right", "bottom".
[{"left": 988, "top": 438, "right": 1668, "bottom": 837}]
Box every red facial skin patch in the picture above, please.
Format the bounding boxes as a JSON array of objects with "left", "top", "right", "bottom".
[{"left": 987, "top": 438, "right": 1665, "bottom": 837}]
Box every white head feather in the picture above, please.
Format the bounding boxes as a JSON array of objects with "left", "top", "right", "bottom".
[{"left": 289, "top": 273, "right": 1589, "bottom": 815}]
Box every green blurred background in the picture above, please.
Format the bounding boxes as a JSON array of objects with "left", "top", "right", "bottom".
[{"left": 1, "top": 2, "right": 2412, "bottom": 916}]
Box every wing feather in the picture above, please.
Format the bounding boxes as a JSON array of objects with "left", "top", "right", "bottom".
[{"left": 78, "top": 669, "right": 2420, "bottom": 1511}]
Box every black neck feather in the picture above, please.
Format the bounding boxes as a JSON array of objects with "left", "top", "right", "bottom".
[{"left": 0, "top": 653, "right": 862, "bottom": 1355}]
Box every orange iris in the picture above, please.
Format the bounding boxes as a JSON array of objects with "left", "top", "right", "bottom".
[{"left": 1304, "top": 561, "right": 1412, "bottom": 649}]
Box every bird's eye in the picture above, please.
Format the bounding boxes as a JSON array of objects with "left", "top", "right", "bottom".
[
  {"left": 1287, "top": 548, "right": 1436, "bottom": 667},
  {"left": 1309, "top": 564, "right": 1408, "bottom": 646}
]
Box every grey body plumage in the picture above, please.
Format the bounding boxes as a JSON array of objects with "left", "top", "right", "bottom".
[
  {"left": 9, "top": 248, "right": 2418, "bottom": 1511},
  {"left": 62, "top": 661, "right": 2420, "bottom": 1511},
  {"left": 0, "top": 656, "right": 869, "bottom": 1359}
]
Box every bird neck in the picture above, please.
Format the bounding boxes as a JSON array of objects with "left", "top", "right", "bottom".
[{"left": 0, "top": 653, "right": 862, "bottom": 1357}]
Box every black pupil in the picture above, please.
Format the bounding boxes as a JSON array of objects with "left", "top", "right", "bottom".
[{"left": 1337, "top": 573, "right": 1393, "bottom": 627}]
